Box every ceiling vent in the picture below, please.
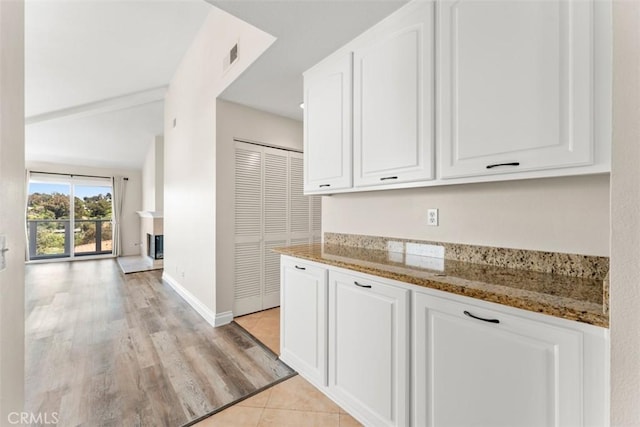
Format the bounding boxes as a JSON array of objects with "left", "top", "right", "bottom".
[{"left": 223, "top": 42, "right": 239, "bottom": 73}]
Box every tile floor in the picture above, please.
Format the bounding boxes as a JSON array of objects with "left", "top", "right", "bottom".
[
  {"left": 194, "top": 308, "right": 363, "bottom": 427},
  {"left": 233, "top": 307, "right": 281, "bottom": 355}
]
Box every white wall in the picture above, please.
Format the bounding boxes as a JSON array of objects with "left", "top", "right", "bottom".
[
  {"left": 141, "top": 135, "right": 164, "bottom": 258},
  {"left": 154, "top": 136, "right": 164, "bottom": 212},
  {"left": 163, "top": 8, "right": 275, "bottom": 322},
  {"left": 141, "top": 135, "right": 164, "bottom": 213},
  {"left": 216, "top": 99, "right": 303, "bottom": 316},
  {"left": 0, "top": 0, "right": 25, "bottom": 420},
  {"left": 323, "top": 174, "right": 610, "bottom": 256},
  {"left": 26, "top": 161, "right": 143, "bottom": 257},
  {"left": 610, "top": 1, "right": 640, "bottom": 424}
]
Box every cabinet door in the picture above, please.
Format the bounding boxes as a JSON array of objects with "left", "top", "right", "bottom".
[
  {"left": 329, "top": 271, "right": 410, "bottom": 426},
  {"left": 353, "top": 1, "right": 435, "bottom": 187},
  {"left": 438, "top": 0, "right": 594, "bottom": 179},
  {"left": 413, "top": 292, "right": 583, "bottom": 427},
  {"left": 303, "top": 53, "right": 352, "bottom": 194},
  {"left": 280, "top": 257, "right": 328, "bottom": 387}
]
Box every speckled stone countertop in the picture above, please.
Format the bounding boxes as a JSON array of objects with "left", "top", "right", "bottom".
[{"left": 274, "top": 243, "right": 609, "bottom": 328}]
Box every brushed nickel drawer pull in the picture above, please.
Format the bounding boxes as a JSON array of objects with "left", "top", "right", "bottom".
[{"left": 464, "top": 310, "right": 500, "bottom": 324}]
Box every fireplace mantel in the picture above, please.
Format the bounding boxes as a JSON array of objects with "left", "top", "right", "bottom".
[{"left": 136, "top": 211, "right": 164, "bottom": 218}]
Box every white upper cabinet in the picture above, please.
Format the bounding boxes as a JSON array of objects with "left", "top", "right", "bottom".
[
  {"left": 353, "top": 1, "right": 435, "bottom": 187},
  {"left": 303, "top": 53, "right": 353, "bottom": 194},
  {"left": 437, "top": 0, "right": 597, "bottom": 179},
  {"left": 303, "top": 0, "right": 609, "bottom": 191}
]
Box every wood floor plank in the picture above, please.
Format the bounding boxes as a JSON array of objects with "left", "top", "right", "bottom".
[
  {"left": 25, "top": 260, "right": 290, "bottom": 427},
  {"left": 150, "top": 330, "right": 215, "bottom": 419},
  {"left": 25, "top": 260, "right": 293, "bottom": 427},
  {"left": 140, "top": 365, "right": 189, "bottom": 426}
]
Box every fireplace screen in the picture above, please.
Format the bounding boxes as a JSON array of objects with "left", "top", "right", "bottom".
[{"left": 147, "top": 234, "right": 164, "bottom": 260}]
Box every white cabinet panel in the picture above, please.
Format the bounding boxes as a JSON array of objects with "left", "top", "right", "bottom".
[
  {"left": 329, "top": 270, "right": 410, "bottom": 427},
  {"left": 303, "top": 53, "right": 352, "bottom": 193},
  {"left": 280, "top": 257, "right": 328, "bottom": 387},
  {"left": 413, "top": 291, "right": 583, "bottom": 427},
  {"left": 438, "top": 0, "right": 595, "bottom": 178},
  {"left": 354, "top": 1, "right": 435, "bottom": 187}
]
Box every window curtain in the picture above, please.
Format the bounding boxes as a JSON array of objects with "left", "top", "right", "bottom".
[
  {"left": 24, "top": 169, "right": 31, "bottom": 260},
  {"left": 112, "top": 176, "right": 127, "bottom": 257}
]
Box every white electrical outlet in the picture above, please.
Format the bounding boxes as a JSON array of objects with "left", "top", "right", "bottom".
[{"left": 427, "top": 208, "right": 439, "bottom": 226}]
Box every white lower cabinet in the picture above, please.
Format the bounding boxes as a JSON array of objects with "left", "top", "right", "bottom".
[
  {"left": 280, "top": 257, "right": 609, "bottom": 427},
  {"left": 328, "top": 271, "right": 410, "bottom": 427},
  {"left": 279, "top": 257, "right": 328, "bottom": 387},
  {"left": 413, "top": 290, "right": 609, "bottom": 427}
]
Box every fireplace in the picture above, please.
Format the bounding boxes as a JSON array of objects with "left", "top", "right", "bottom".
[{"left": 147, "top": 234, "right": 164, "bottom": 260}]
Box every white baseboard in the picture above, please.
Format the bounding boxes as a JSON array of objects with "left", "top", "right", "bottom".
[
  {"left": 162, "top": 272, "right": 217, "bottom": 328},
  {"left": 215, "top": 311, "right": 233, "bottom": 327}
]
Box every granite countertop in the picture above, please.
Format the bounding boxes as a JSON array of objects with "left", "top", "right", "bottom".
[{"left": 274, "top": 243, "right": 608, "bottom": 328}]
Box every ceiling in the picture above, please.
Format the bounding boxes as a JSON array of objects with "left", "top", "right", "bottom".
[
  {"left": 25, "top": 0, "right": 212, "bottom": 169},
  {"left": 210, "top": 0, "right": 408, "bottom": 121},
  {"left": 26, "top": 0, "right": 407, "bottom": 170}
]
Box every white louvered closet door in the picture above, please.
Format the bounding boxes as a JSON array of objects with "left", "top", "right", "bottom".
[
  {"left": 234, "top": 144, "right": 264, "bottom": 316},
  {"left": 262, "top": 147, "right": 289, "bottom": 310},
  {"left": 234, "top": 142, "right": 322, "bottom": 317}
]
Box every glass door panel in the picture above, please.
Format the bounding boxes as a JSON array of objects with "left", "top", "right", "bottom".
[
  {"left": 73, "top": 185, "right": 113, "bottom": 256},
  {"left": 27, "top": 182, "right": 72, "bottom": 260},
  {"left": 27, "top": 177, "right": 114, "bottom": 261}
]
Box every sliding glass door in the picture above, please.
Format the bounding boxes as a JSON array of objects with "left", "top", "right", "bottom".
[
  {"left": 27, "top": 174, "right": 113, "bottom": 260},
  {"left": 27, "top": 181, "right": 71, "bottom": 258},
  {"left": 73, "top": 184, "right": 113, "bottom": 256}
]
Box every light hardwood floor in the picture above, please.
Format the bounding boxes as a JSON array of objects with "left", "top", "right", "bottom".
[
  {"left": 197, "top": 309, "right": 363, "bottom": 427},
  {"left": 25, "top": 260, "right": 292, "bottom": 427}
]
